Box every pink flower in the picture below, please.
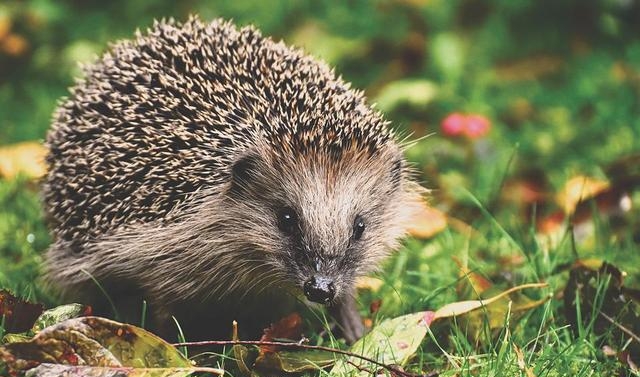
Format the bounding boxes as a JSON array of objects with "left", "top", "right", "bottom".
[
  {"left": 441, "top": 113, "right": 466, "bottom": 136},
  {"left": 441, "top": 113, "right": 491, "bottom": 139},
  {"left": 464, "top": 115, "right": 491, "bottom": 138}
]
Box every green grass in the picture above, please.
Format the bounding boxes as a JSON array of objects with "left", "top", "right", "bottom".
[
  {"left": 1, "top": 0, "right": 640, "bottom": 375},
  {"left": 0, "top": 177, "right": 50, "bottom": 302},
  {"left": 370, "top": 208, "right": 640, "bottom": 376},
  {"left": 5, "top": 173, "right": 636, "bottom": 375}
]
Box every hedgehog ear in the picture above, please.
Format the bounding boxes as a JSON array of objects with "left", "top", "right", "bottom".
[{"left": 230, "top": 152, "right": 261, "bottom": 193}]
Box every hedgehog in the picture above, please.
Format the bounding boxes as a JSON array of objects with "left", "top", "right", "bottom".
[{"left": 42, "top": 16, "right": 423, "bottom": 343}]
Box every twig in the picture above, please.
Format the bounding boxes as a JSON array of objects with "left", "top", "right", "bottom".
[
  {"left": 599, "top": 311, "right": 640, "bottom": 344},
  {"left": 173, "top": 339, "right": 437, "bottom": 377}
]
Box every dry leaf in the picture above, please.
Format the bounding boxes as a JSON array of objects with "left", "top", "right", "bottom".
[
  {"left": 331, "top": 311, "right": 434, "bottom": 376},
  {"left": 0, "top": 317, "right": 202, "bottom": 376},
  {"left": 1, "top": 33, "right": 28, "bottom": 56},
  {"left": 258, "top": 313, "right": 302, "bottom": 355},
  {"left": 407, "top": 201, "right": 447, "bottom": 239},
  {"left": 0, "top": 14, "right": 11, "bottom": 41},
  {"left": 0, "top": 141, "right": 47, "bottom": 179},
  {"left": 514, "top": 344, "right": 536, "bottom": 377},
  {"left": 557, "top": 176, "right": 609, "bottom": 214},
  {"left": 0, "top": 290, "right": 44, "bottom": 334},
  {"left": 355, "top": 277, "right": 384, "bottom": 292},
  {"left": 433, "top": 283, "right": 548, "bottom": 319},
  {"left": 23, "top": 363, "right": 223, "bottom": 377}
]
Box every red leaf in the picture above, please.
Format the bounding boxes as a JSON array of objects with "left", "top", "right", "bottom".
[
  {"left": 0, "top": 290, "right": 43, "bottom": 334},
  {"left": 259, "top": 313, "right": 303, "bottom": 355}
]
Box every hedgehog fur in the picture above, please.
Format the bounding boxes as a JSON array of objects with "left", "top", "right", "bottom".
[{"left": 43, "top": 16, "right": 423, "bottom": 342}]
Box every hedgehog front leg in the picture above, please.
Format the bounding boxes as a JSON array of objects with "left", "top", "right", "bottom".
[{"left": 329, "top": 293, "right": 364, "bottom": 344}]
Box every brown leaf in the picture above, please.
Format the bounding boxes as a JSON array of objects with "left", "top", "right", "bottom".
[
  {"left": 259, "top": 313, "right": 302, "bottom": 355},
  {"left": 537, "top": 211, "right": 564, "bottom": 235},
  {"left": 1, "top": 33, "right": 28, "bottom": 56},
  {"left": 0, "top": 290, "right": 43, "bottom": 334},
  {"left": 369, "top": 299, "right": 382, "bottom": 315}
]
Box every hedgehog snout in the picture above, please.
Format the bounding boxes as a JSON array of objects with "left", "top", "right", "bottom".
[{"left": 303, "top": 275, "right": 336, "bottom": 304}]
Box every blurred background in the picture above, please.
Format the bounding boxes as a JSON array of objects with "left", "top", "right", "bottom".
[
  {"left": 1, "top": 1, "right": 640, "bottom": 372},
  {"left": 1, "top": 0, "right": 639, "bottom": 305}
]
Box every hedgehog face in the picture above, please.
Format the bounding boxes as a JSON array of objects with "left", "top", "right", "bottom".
[{"left": 226, "top": 147, "right": 414, "bottom": 304}]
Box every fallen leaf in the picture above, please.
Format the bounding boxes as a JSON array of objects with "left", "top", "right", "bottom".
[
  {"left": 0, "top": 290, "right": 43, "bottom": 334},
  {"left": 434, "top": 283, "right": 548, "bottom": 319},
  {"left": 330, "top": 311, "right": 434, "bottom": 376},
  {"left": 255, "top": 350, "right": 335, "bottom": 374},
  {"left": 0, "top": 142, "right": 47, "bottom": 179},
  {"left": 258, "top": 313, "right": 302, "bottom": 355},
  {"left": 442, "top": 283, "right": 549, "bottom": 345},
  {"left": 31, "top": 304, "right": 92, "bottom": 333},
  {"left": 502, "top": 169, "right": 549, "bottom": 205},
  {"left": 407, "top": 201, "right": 448, "bottom": 239},
  {"left": 537, "top": 210, "right": 564, "bottom": 235},
  {"left": 23, "top": 363, "right": 223, "bottom": 377},
  {"left": 0, "top": 317, "right": 207, "bottom": 376},
  {"left": 369, "top": 299, "right": 382, "bottom": 315},
  {"left": 355, "top": 277, "right": 384, "bottom": 292},
  {"left": 1, "top": 33, "right": 28, "bottom": 56},
  {"left": 0, "top": 14, "right": 11, "bottom": 41},
  {"left": 557, "top": 176, "right": 609, "bottom": 215}
]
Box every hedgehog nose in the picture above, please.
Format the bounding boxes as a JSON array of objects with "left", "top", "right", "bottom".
[{"left": 303, "top": 276, "right": 335, "bottom": 304}]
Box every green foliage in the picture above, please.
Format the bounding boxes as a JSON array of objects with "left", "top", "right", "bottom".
[
  {"left": 1, "top": 0, "right": 639, "bottom": 375},
  {"left": 0, "top": 178, "right": 49, "bottom": 301}
]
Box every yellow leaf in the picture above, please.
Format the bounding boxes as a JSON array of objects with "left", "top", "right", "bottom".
[
  {"left": 433, "top": 283, "right": 548, "bottom": 319},
  {"left": 355, "top": 276, "right": 384, "bottom": 292},
  {"left": 557, "top": 176, "right": 609, "bottom": 214},
  {"left": 407, "top": 201, "right": 447, "bottom": 239},
  {"left": 0, "top": 14, "right": 11, "bottom": 41},
  {"left": 514, "top": 344, "right": 537, "bottom": 377},
  {"left": 0, "top": 141, "right": 47, "bottom": 179}
]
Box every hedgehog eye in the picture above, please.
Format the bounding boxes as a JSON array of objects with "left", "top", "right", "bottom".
[
  {"left": 277, "top": 207, "right": 298, "bottom": 234},
  {"left": 353, "top": 215, "right": 365, "bottom": 240}
]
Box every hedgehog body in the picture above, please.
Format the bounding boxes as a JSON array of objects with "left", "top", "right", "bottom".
[{"left": 43, "top": 17, "right": 421, "bottom": 342}]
